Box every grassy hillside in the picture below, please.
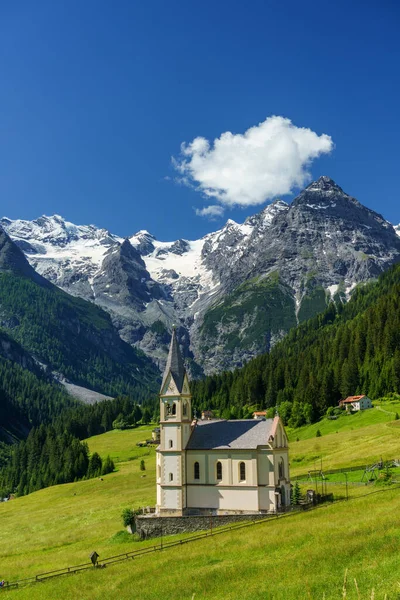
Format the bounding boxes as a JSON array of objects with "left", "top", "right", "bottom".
[
  {"left": 288, "top": 399, "right": 400, "bottom": 442},
  {"left": 0, "top": 426, "right": 156, "bottom": 581},
  {"left": 288, "top": 401, "right": 400, "bottom": 476},
  {"left": 1, "top": 420, "right": 400, "bottom": 598}
]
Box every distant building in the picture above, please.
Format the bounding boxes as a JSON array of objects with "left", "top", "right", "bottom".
[
  {"left": 339, "top": 395, "right": 372, "bottom": 412},
  {"left": 156, "top": 330, "right": 291, "bottom": 516},
  {"left": 253, "top": 411, "right": 267, "bottom": 420},
  {"left": 201, "top": 410, "right": 214, "bottom": 420}
]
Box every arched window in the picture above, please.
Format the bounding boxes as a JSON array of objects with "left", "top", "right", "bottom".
[
  {"left": 172, "top": 403, "right": 176, "bottom": 416},
  {"left": 216, "top": 461, "right": 222, "bottom": 481},
  {"left": 194, "top": 462, "right": 200, "bottom": 480},
  {"left": 183, "top": 402, "right": 187, "bottom": 416},
  {"left": 169, "top": 439, "right": 173, "bottom": 448},
  {"left": 239, "top": 462, "right": 246, "bottom": 482},
  {"left": 278, "top": 459, "right": 284, "bottom": 480},
  {"left": 169, "top": 473, "right": 173, "bottom": 482}
]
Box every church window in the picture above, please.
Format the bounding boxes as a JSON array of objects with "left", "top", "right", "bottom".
[
  {"left": 216, "top": 461, "right": 222, "bottom": 481},
  {"left": 183, "top": 402, "right": 187, "bottom": 416},
  {"left": 169, "top": 440, "right": 173, "bottom": 448},
  {"left": 194, "top": 462, "right": 200, "bottom": 480},
  {"left": 172, "top": 403, "right": 176, "bottom": 416},
  {"left": 169, "top": 473, "right": 173, "bottom": 482},
  {"left": 239, "top": 462, "right": 246, "bottom": 482},
  {"left": 278, "top": 459, "right": 284, "bottom": 480}
]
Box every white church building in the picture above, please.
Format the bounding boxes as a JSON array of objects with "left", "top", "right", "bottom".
[{"left": 156, "top": 330, "right": 291, "bottom": 516}]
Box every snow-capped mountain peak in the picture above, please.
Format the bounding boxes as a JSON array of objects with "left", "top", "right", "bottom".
[
  {"left": 395, "top": 224, "right": 400, "bottom": 237},
  {"left": 0, "top": 214, "right": 119, "bottom": 249},
  {"left": 0, "top": 214, "right": 122, "bottom": 299}
]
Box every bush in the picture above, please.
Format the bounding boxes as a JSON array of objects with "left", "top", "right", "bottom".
[
  {"left": 316, "top": 429, "right": 322, "bottom": 437},
  {"left": 122, "top": 508, "right": 134, "bottom": 528},
  {"left": 112, "top": 414, "right": 130, "bottom": 430},
  {"left": 140, "top": 459, "right": 146, "bottom": 471},
  {"left": 291, "top": 481, "right": 302, "bottom": 505}
]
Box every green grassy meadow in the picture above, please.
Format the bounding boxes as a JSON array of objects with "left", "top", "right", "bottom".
[
  {"left": 288, "top": 402, "right": 400, "bottom": 476},
  {"left": 2, "top": 410, "right": 400, "bottom": 599}
]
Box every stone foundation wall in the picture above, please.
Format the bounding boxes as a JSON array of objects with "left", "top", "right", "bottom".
[{"left": 135, "top": 513, "right": 274, "bottom": 540}]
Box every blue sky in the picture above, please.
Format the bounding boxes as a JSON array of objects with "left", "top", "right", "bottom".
[{"left": 0, "top": 0, "right": 399, "bottom": 240}]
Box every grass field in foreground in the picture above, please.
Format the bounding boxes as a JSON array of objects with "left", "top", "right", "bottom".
[
  {"left": 9, "top": 486, "right": 400, "bottom": 600},
  {"left": 0, "top": 426, "right": 157, "bottom": 583},
  {"left": 2, "top": 416, "right": 400, "bottom": 599}
]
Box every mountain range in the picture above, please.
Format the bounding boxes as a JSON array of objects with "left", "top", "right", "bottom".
[{"left": 2, "top": 176, "right": 400, "bottom": 375}]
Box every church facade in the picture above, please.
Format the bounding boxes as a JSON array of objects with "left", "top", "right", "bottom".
[{"left": 156, "top": 330, "right": 291, "bottom": 516}]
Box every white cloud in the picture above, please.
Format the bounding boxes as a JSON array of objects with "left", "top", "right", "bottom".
[
  {"left": 173, "top": 116, "right": 334, "bottom": 209},
  {"left": 194, "top": 205, "right": 225, "bottom": 219}
]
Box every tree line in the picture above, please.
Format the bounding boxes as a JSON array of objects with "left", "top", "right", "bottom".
[
  {"left": 0, "top": 424, "right": 115, "bottom": 498},
  {"left": 0, "top": 393, "right": 157, "bottom": 498}
]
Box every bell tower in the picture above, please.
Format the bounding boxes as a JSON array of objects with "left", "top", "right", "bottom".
[{"left": 156, "top": 327, "right": 192, "bottom": 515}]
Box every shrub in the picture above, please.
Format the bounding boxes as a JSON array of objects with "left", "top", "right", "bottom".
[
  {"left": 140, "top": 459, "right": 146, "bottom": 471},
  {"left": 316, "top": 429, "right": 322, "bottom": 437},
  {"left": 122, "top": 508, "right": 134, "bottom": 528},
  {"left": 291, "top": 481, "right": 302, "bottom": 505}
]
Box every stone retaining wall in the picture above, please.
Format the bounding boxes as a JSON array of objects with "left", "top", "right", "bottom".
[{"left": 135, "top": 513, "right": 275, "bottom": 539}]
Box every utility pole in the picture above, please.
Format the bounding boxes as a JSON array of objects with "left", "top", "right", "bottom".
[{"left": 320, "top": 456, "right": 324, "bottom": 495}]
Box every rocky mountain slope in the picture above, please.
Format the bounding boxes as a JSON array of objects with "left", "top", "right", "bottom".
[
  {"left": 0, "top": 228, "right": 160, "bottom": 403},
  {"left": 2, "top": 177, "right": 400, "bottom": 374}
]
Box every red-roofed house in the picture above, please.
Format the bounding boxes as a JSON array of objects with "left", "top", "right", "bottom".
[
  {"left": 253, "top": 411, "right": 267, "bottom": 419},
  {"left": 339, "top": 395, "right": 372, "bottom": 412}
]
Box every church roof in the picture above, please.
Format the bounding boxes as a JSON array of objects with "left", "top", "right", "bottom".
[
  {"left": 161, "top": 328, "right": 186, "bottom": 393},
  {"left": 186, "top": 419, "right": 275, "bottom": 450}
]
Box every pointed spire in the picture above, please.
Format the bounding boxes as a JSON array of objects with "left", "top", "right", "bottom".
[{"left": 161, "top": 327, "right": 186, "bottom": 393}]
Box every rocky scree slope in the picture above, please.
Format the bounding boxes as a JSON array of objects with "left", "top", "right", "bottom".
[{"left": 3, "top": 177, "right": 400, "bottom": 375}]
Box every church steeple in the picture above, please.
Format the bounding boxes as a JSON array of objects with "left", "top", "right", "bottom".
[
  {"left": 156, "top": 327, "right": 192, "bottom": 515},
  {"left": 161, "top": 327, "right": 186, "bottom": 394}
]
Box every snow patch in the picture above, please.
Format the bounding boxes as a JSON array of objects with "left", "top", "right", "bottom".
[{"left": 327, "top": 284, "right": 339, "bottom": 298}]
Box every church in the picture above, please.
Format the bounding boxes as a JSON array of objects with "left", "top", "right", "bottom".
[{"left": 156, "top": 330, "right": 291, "bottom": 516}]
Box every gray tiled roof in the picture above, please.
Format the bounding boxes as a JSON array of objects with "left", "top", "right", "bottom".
[
  {"left": 186, "top": 419, "right": 274, "bottom": 450},
  {"left": 161, "top": 328, "right": 186, "bottom": 393}
]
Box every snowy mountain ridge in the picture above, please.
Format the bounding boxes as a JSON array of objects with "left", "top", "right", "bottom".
[{"left": 2, "top": 177, "right": 400, "bottom": 374}]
